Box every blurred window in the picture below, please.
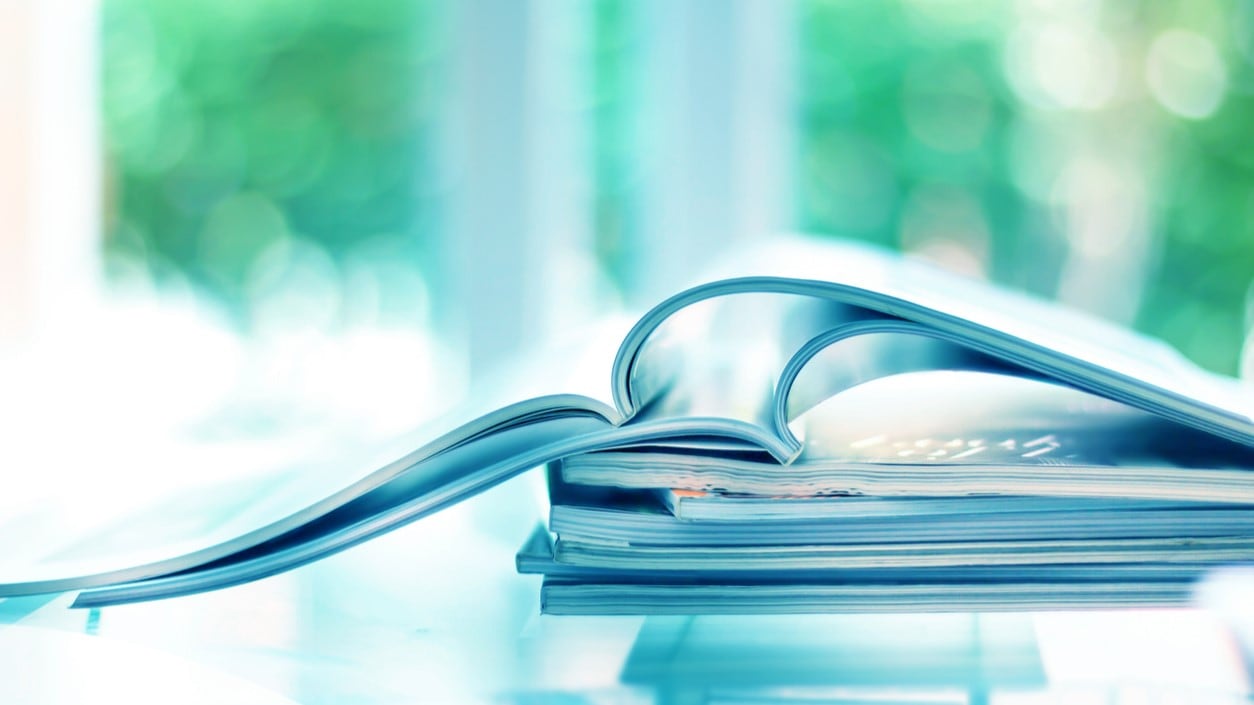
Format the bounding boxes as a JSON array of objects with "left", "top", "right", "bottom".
[
  {"left": 101, "top": 0, "right": 1254, "bottom": 375},
  {"left": 102, "top": 0, "right": 442, "bottom": 332}
]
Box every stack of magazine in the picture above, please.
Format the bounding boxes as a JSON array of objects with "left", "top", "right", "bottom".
[
  {"left": 525, "top": 394, "right": 1254, "bottom": 614},
  {"left": 2, "top": 236, "right": 1252, "bottom": 613}
]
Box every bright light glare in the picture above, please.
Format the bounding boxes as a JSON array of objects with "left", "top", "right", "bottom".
[
  {"left": 1033, "top": 610, "right": 1252, "bottom": 695},
  {"left": 1054, "top": 156, "right": 1143, "bottom": 260},
  {"left": 898, "top": 184, "right": 990, "bottom": 279},
  {"left": 1004, "top": 21, "right": 1118, "bottom": 111},
  {"left": 1147, "top": 29, "right": 1228, "bottom": 120}
]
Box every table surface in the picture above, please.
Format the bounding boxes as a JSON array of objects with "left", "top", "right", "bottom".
[{"left": 2, "top": 474, "right": 1252, "bottom": 705}]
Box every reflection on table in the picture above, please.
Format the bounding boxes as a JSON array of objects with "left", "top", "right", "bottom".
[{"left": 1, "top": 475, "right": 1251, "bottom": 705}]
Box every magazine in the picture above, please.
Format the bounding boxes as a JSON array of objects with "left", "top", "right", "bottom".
[{"left": 2, "top": 235, "right": 1250, "bottom": 610}]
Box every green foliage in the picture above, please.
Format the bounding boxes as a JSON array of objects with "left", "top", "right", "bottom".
[
  {"left": 1141, "top": 19, "right": 1254, "bottom": 373},
  {"left": 798, "top": 0, "right": 1253, "bottom": 374},
  {"left": 102, "top": 0, "right": 440, "bottom": 324},
  {"left": 103, "top": 0, "right": 1252, "bottom": 372},
  {"left": 590, "top": 0, "right": 638, "bottom": 292}
]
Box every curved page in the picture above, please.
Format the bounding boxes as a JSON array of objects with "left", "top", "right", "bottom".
[
  {"left": 772, "top": 321, "right": 1022, "bottom": 456},
  {"left": 563, "top": 370, "right": 1254, "bottom": 502},
  {"left": 70, "top": 416, "right": 793, "bottom": 607},
  {"left": 0, "top": 395, "right": 615, "bottom": 597},
  {"left": 610, "top": 236, "right": 1254, "bottom": 451}
]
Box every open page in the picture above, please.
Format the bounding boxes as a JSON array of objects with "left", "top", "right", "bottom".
[
  {"left": 611, "top": 236, "right": 1254, "bottom": 451},
  {"left": 564, "top": 371, "right": 1254, "bottom": 503},
  {"left": 0, "top": 317, "right": 633, "bottom": 597}
]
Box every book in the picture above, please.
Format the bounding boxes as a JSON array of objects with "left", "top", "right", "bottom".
[{"left": 3, "top": 235, "right": 1252, "bottom": 610}]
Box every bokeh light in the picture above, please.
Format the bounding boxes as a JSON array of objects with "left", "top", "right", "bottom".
[
  {"left": 98, "top": 0, "right": 1254, "bottom": 378},
  {"left": 102, "top": 0, "right": 438, "bottom": 333}
]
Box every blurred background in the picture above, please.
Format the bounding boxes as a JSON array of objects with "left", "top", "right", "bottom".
[
  {"left": 3, "top": 3, "right": 1254, "bottom": 701},
  {"left": 3, "top": 0, "right": 1254, "bottom": 443}
]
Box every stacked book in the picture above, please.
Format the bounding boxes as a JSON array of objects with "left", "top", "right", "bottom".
[
  {"left": 513, "top": 239, "right": 1254, "bottom": 614},
  {"left": 525, "top": 420, "right": 1254, "bottom": 614},
  {"left": 3, "top": 236, "right": 1252, "bottom": 613}
]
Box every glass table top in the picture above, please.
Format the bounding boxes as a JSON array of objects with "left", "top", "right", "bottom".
[{"left": 3, "top": 475, "right": 1252, "bottom": 705}]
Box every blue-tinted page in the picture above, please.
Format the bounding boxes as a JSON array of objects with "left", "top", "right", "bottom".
[
  {"left": 0, "top": 395, "right": 618, "bottom": 597},
  {"left": 0, "top": 316, "right": 634, "bottom": 597},
  {"left": 612, "top": 236, "right": 1254, "bottom": 451},
  {"left": 68, "top": 414, "right": 799, "bottom": 607}
]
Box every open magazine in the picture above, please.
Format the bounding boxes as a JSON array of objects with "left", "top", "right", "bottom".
[{"left": 4, "top": 236, "right": 1253, "bottom": 610}]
